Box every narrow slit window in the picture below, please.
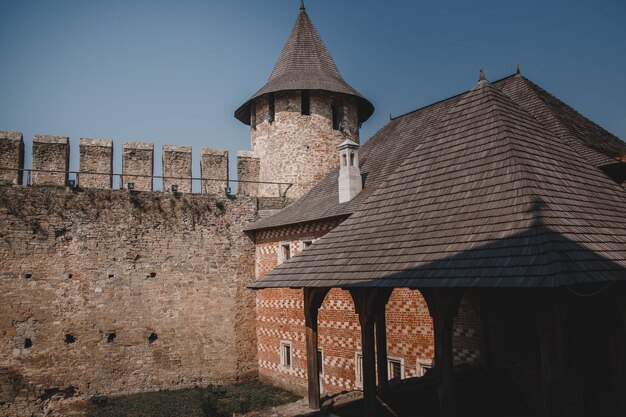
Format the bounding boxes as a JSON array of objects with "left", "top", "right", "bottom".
[
  {"left": 250, "top": 101, "right": 257, "bottom": 129},
  {"left": 317, "top": 349, "right": 324, "bottom": 375},
  {"left": 268, "top": 93, "right": 275, "bottom": 123},
  {"left": 350, "top": 152, "right": 355, "bottom": 166},
  {"left": 301, "top": 90, "right": 310, "bottom": 115},
  {"left": 355, "top": 352, "right": 363, "bottom": 387},
  {"left": 280, "top": 341, "right": 293, "bottom": 369},
  {"left": 342, "top": 154, "right": 348, "bottom": 166},
  {"left": 279, "top": 242, "right": 291, "bottom": 263},
  {"left": 332, "top": 101, "right": 343, "bottom": 130},
  {"left": 388, "top": 357, "right": 405, "bottom": 380}
]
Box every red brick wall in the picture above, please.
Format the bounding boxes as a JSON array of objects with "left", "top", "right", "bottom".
[{"left": 254, "top": 219, "right": 483, "bottom": 395}]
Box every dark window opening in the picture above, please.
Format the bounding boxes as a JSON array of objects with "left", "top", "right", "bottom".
[
  {"left": 350, "top": 152, "right": 355, "bottom": 166},
  {"left": 24, "top": 338, "right": 32, "bottom": 348},
  {"left": 332, "top": 101, "right": 343, "bottom": 130},
  {"left": 23, "top": 273, "right": 32, "bottom": 279},
  {"left": 301, "top": 90, "right": 310, "bottom": 115},
  {"left": 268, "top": 93, "right": 275, "bottom": 123},
  {"left": 64, "top": 334, "right": 76, "bottom": 344},
  {"left": 342, "top": 154, "right": 347, "bottom": 166},
  {"left": 317, "top": 350, "right": 323, "bottom": 374},
  {"left": 148, "top": 332, "right": 158, "bottom": 344},
  {"left": 146, "top": 272, "right": 156, "bottom": 279},
  {"left": 250, "top": 101, "right": 257, "bottom": 129},
  {"left": 389, "top": 359, "right": 402, "bottom": 380},
  {"left": 107, "top": 332, "right": 116, "bottom": 343}
]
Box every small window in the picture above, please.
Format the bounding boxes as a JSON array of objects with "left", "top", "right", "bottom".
[
  {"left": 416, "top": 358, "right": 434, "bottom": 377},
  {"left": 388, "top": 357, "right": 405, "bottom": 380},
  {"left": 342, "top": 154, "right": 348, "bottom": 166},
  {"left": 301, "top": 90, "right": 310, "bottom": 115},
  {"left": 279, "top": 242, "right": 291, "bottom": 263},
  {"left": 355, "top": 351, "right": 363, "bottom": 388},
  {"left": 350, "top": 152, "right": 355, "bottom": 166},
  {"left": 280, "top": 341, "right": 293, "bottom": 369},
  {"left": 332, "top": 101, "right": 343, "bottom": 130},
  {"left": 317, "top": 349, "right": 324, "bottom": 375},
  {"left": 301, "top": 239, "right": 313, "bottom": 251},
  {"left": 251, "top": 101, "right": 257, "bottom": 129},
  {"left": 268, "top": 93, "right": 275, "bottom": 123}
]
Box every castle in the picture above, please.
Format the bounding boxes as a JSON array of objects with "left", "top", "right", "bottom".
[{"left": 2, "top": 3, "right": 626, "bottom": 417}]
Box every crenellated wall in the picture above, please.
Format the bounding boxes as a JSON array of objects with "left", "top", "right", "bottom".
[
  {"left": 0, "top": 131, "right": 267, "bottom": 196},
  {"left": 0, "top": 129, "right": 292, "bottom": 416}
]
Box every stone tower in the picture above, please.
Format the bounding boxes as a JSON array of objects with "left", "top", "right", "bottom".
[{"left": 234, "top": 4, "right": 374, "bottom": 199}]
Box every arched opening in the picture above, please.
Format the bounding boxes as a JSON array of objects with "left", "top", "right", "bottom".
[{"left": 350, "top": 152, "right": 355, "bottom": 166}]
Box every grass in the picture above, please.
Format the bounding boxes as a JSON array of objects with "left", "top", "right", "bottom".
[{"left": 85, "top": 381, "right": 301, "bottom": 417}]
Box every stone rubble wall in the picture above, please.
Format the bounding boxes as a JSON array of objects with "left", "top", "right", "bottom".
[
  {"left": 0, "top": 131, "right": 24, "bottom": 185},
  {"left": 0, "top": 186, "right": 260, "bottom": 417},
  {"left": 250, "top": 90, "right": 359, "bottom": 200}
]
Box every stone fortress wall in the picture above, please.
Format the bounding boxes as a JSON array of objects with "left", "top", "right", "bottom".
[{"left": 0, "top": 130, "right": 283, "bottom": 417}]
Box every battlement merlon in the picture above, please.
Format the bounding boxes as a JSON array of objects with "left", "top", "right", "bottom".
[
  {"left": 79, "top": 138, "right": 113, "bottom": 189},
  {"left": 0, "top": 131, "right": 24, "bottom": 185},
  {"left": 201, "top": 147, "right": 229, "bottom": 195},
  {"left": 163, "top": 145, "right": 192, "bottom": 193},
  {"left": 237, "top": 150, "right": 260, "bottom": 197},
  {"left": 122, "top": 141, "right": 154, "bottom": 191},
  {"left": 32, "top": 135, "right": 69, "bottom": 186}
]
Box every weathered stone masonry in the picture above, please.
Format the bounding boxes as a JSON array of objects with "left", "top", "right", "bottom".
[{"left": 0, "top": 186, "right": 259, "bottom": 416}]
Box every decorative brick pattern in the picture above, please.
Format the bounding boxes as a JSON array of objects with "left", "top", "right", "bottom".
[
  {"left": 255, "top": 219, "right": 484, "bottom": 396},
  {"left": 0, "top": 131, "right": 24, "bottom": 185},
  {"left": 32, "top": 135, "right": 69, "bottom": 186},
  {"left": 162, "top": 145, "right": 192, "bottom": 193},
  {"left": 79, "top": 138, "right": 113, "bottom": 189}
]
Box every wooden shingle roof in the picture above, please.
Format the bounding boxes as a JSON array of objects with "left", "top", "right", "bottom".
[
  {"left": 250, "top": 77, "right": 626, "bottom": 289},
  {"left": 246, "top": 75, "right": 626, "bottom": 233},
  {"left": 234, "top": 8, "right": 374, "bottom": 125}
]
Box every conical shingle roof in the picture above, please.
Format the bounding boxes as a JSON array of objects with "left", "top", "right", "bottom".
[
  {"left": 234, "top": 8, "right": 374, "bottom": 125},
  {"left": 250, "top": 79, "right": 626, "bottom": 289}
]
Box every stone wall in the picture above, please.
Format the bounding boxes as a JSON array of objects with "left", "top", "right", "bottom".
[
  {"left": 0, "top": 131, "right": 23, "bottom": 185},
  {"left": 250, "top": 90, "right": 359, "bottom": 199},
  {"left": 162, "top": 145, "right": 192, "bottom": 193},
  {"left": 254, "top": 220, "right": 483, "bottom": 396},
  {"left": 79, "top": 138, "right": 113, "bottom": 189},
  {"left": 32, "top": 135, "right": 69, "bottom": 186},
  {"left": 122, "top": 142, "right": 154, "bottom": 191},
  {"left": 0, "top": 186, "right": 259, "bottom": 417},
  {"left": 201, "top": 148, "right": 228, "bottom": 194}
]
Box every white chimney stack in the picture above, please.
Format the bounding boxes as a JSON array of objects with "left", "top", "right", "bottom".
[{"left": 338, "top": 139, "right": 362, "bottom": 203}]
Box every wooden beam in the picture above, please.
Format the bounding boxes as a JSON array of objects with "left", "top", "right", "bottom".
[
  {"left": 537, "top": 292, "right": 566, "bottom": 417},
  {"left": 349, "top": 288, "right": 392, "bottom": 417},
  {"left": 421, "top": 288, "right": 463, "bottom": 417},
  {"left": 375, "top": 309, "right": 389, "bottom": 394},
  {"left": 303, "top": 287, "right": 329, "bottom": 410}
]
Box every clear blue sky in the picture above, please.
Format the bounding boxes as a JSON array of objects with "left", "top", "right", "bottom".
[{"left": 1, "top": 0, "right": 625, "bottom": 187}]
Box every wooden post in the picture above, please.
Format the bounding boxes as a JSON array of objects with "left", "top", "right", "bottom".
[
  {"left": 349, "top": 288, "right": 392, "bottom": 417},
  {"left": 537, "top": 292, "right": 566, "bottom": 417},
  {"left": 421, "top": 288, "right": 463, "bottom": 417},
  {"left": 304, "top": 287, "right": 329, "bottom": 410},
  {"left": 375, "top": 308, "right": 389, "bottom": 394},
  {"left": 611, "top": 286, "right": 626, "bottom": 416}
]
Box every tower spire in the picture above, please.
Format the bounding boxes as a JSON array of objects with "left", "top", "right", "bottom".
[{"left": 300, "top": 0, "right": 305, "bottom": 11}]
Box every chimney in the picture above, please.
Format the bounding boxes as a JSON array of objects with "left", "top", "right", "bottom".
[{"left": 338, "top": 139, "right": 362, "bottom": 203}]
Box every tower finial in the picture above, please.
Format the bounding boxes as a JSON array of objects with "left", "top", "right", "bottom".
[
  {"left": 515, "top": 63, "right": 521, "bottom": 76},
  {"left": 479, "top": 68, "right": 486, "bottom": 82},
  {"left": 300, "top": 0, "right": 305, "bottom": 10}
]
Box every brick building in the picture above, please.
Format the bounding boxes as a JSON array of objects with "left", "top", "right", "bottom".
[{"left": 239, "top": 4, "right": 626, "bottom": 417}]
